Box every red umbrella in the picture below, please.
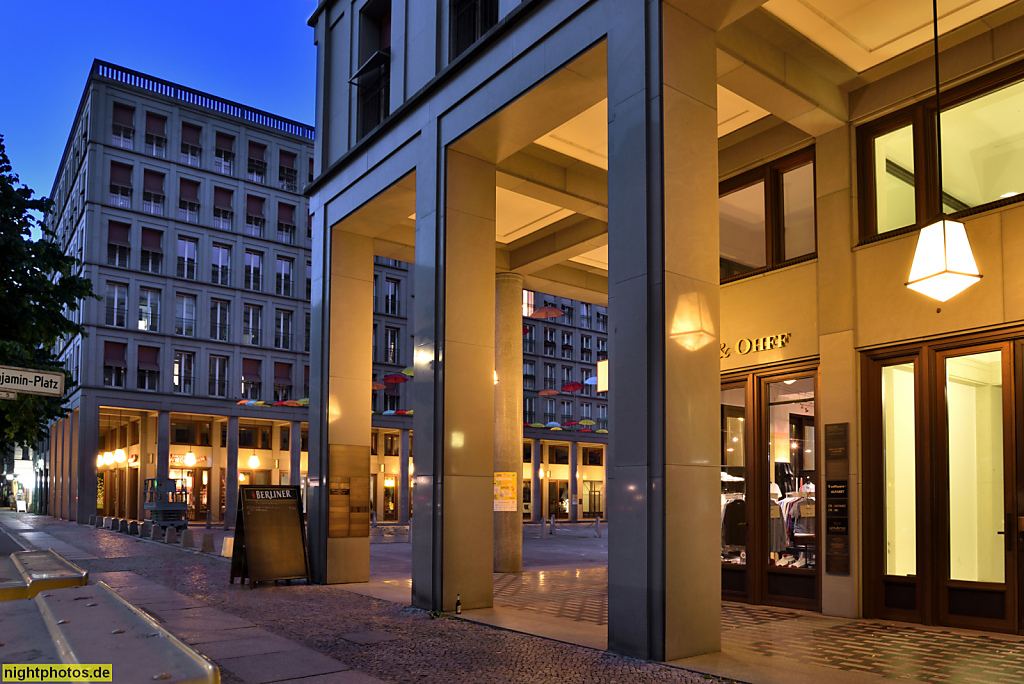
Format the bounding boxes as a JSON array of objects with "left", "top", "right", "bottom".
[
  {"left": 522, "top": 325, "right": 531, "bottom": 335},
  {"left": 273, "top": 401, "right": 288, "bottom": 406},
  {"left": 529, "top": 305, "right": 564, "bottom": 320},
  {"left": 538, "top": 388, "right": 559, "bottom": 396},
  {"left": 382, "top": 373, "right": 409, "bottom": 383},
  {"left": 563, "top": 420, "right": 579, "bottom": 426},
  {"left": 561, "top": 382, "right": 583, "bottom": 393},
  {"left": 579, "top": 428, "right": 593, "bottom": 432}
]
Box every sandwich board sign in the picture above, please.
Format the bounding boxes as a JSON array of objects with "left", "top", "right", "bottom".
[
  {"left": 230, "top": 485, "right": 309, "bottom": 587},
  {"left": 0, "top": 365, "right": 64, "bottom": 398}
]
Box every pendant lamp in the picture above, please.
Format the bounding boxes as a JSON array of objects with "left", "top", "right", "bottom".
[{"left": 906, "top": 0, "right": 981, "bottom": 302}]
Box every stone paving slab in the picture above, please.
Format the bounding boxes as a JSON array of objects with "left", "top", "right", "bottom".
[
  {"left": 180, "top": 626, "right": 274, "bottom": 646},
  {"left": 216, "top": 648, "right": 352, "bottom": 684},
  {"left": 338, "top": 630, "right": 399, "bottom": 645},
  {"left": 277, "top": 672, "right": 384, "bottom": 683},
  {"left": 195, "top": 633, "right": 306, "bottom": 660}
]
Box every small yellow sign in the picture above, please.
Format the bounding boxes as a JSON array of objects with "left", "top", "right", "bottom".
[
  {"left": 3, "top": 664, "right": 113, "bottom": 682},
  {"left": 493, "top": 472, "right": 517, "bottom": 512}
]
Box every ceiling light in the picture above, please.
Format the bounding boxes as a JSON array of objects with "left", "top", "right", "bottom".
[
  {"left": 1000, "top": 192, "right": 1019, "bottom": 199},
  {"left": 184, "top": 451, "right": 197, "bottom": 467},
  {"left": 248, "top": 454, "right": 260, "bottom": 469}
]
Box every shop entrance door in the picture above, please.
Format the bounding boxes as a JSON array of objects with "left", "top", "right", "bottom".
[
  {"left": 937, "top": 346, "right": 1015, "bottom": 631},
  {"left": 548, "top": 480, "right": 569, "bottom": 519}
]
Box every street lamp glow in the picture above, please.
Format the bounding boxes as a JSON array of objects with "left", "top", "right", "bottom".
[
  {"left": 115, "top": 448, "right": 126, "bottom": 463},
  {"left": 184, "top": 451, "right": 197, "bottom": 467},
  {"left": 248, "top": 454, "right": 260, "bottom": 469}
]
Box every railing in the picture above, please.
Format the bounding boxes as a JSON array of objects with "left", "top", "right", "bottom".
[
  {"left": 561, "top": 415, "right": 574, "bottom": 425},
  {"left": 523, "top": 374, "right": 535, "bottom": 390},
  {"left": 175, "top": 317, "right": 195, "bottom": 337},
  {"left": 209, "top": 378, "right": 228, "bottom": 397},
  {"left": 210, "top": 323, "right": 229, "bottom": 342},
  {"left": 580, "top": 349, "right": 592, "bottom": 362},
  {"left": 178, "top": 201, "right": 199, "bottom": 223},
  {"left": 543, "top": 342, "right": 556, "bottom": 357},
  {"left": 596, "top": 317, "right": 608, "bottom": 332},
  {"left": 543, "top": 412, "right": 556, "bottom": 423},
  {"left": 244, "top": 273, "right": 262, "bottom": 291},
  {"left": 279, "top": 168, "right": 298, "bottom": 192},
  {"left": 172, "top": 378, "right": 194, "bottom": 395},
  {"left": 142, "top": 193, "right": 164, "bottom": 216},
  {"left": 597, "top": 420, "right": 608, "bottom": 430},
  {"left": 543, "top": 378, "right": 557, "bottom": 390},
  {"left": 108, "top": 185, "right": 131, "bottom": 208},
  {"left": 95, "top": 61, "right": 315, "bottom": 139},
  {"left": 275, "top": 332, "right": 292, "bottom": 350},
  {"left": 180, "top": 144, "right": 201, "bottom": 166},
  {"left": 276, "top": 277, "right": 292, "bottom": 297},
  {"left": 384, "top": 297, "right": 400, "bottom": 316},
  {"left": 524, "top": 412, "right": 536, "bottom": 424},
  {"left": 145, "top": 134, "right": 166, "bottom": 158},
  {"left": 213, "top": 210, "right": 232, "bottom": 231},
  {"left": 176, "top": 258, "right": 196, "bottom": 279},
  {"left": 244, "top": 217, "right": 264, "bottom": 237},
  {"left": 523, "top": 340, "right": 535, "bottom": 353},
  {"left": 243, "top": 327, "right": 261, "bottom": 346},
  {"left": 247, "top": 158, "right": 267, "bottom": 183},
  {"left": 211, "top": 266, "right": 231, "bottom": 286},
  {"left": 277, "top": 222, "right": 296, "bottom": 244},
  {"left": 214, "top": 153, "right": 233, "bottom": 175},
  {"left": 105, "top": 306, "right": 127, "bottom": 327},
  {"left": 137, "top": 311, "right": 160, "bottom": 332},
  {"left": 580, "top": 315, "right": 591, "bottom": 329}
]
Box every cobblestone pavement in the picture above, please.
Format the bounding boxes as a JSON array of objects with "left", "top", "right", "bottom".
[{"left": 0, "top": 512, "right": 728, "bottom": 684}]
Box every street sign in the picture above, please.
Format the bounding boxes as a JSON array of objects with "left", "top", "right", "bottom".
[
  {"left": 0, "top": 391, "right": 16, "bottom": 400},
  {"left": 0, "top": 365, "right": 64, "bottom": 397}
]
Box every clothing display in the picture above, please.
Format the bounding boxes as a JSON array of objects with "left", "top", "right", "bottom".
[{"left": 721, "top": 497, "right": 746, "bottom": 547}]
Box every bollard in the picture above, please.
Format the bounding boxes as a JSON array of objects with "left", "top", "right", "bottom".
[
  {"left": 200, "top": 533, "right": 216, "bottom": 553},
  {"left": 94, "top": 517, "right": 103, "bottom": 529},
  {"left": 141, "top": 521, "right": 152, "bottom": 538},
  {"left": 119, "top": 519, "right": 130, "bottom": 534},
  {"left": 103, "top": 517, "right": 114, "bottom": 529},
  {"left": 550, "top": 514, "right": 556, "bottom": 535},
  {"left": 164, "top": 526, "right": 178, "bottom": 544},
  {"left": 88, "top": 515, "right": 96, "bottom": 526},
  {"left": 150, "top": 524, "right": 163, "bottom": 541},
  {"left": 205, "top": 510, "right": 212, "bottom": 529},
  {"left": 596, "top": 515, "right": 602, "bottom": 539},
  {"left": 180, "top": 529, "right": 195, "bottom": 548},
  {"left": 221, "top": 537, "right": 234, "bottom": 558},
  {"left": 539, "top": 517, "right": 546, "bottom": 539},
  {"left": 128, "top": 521, "right": 139, "bottom": 536}
]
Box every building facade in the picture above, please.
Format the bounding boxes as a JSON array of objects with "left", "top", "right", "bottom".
[
  {"left": 45, "top": 61, "right": 314, "bottom": 526},
  {"left": 308, "top": 0, "right": 1024, "bottom": 662}
]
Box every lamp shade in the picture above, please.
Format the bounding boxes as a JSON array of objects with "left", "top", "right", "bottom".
[
  {"left": 906, "top": 219, "right": 981, "bottom": 302},
  {"left": 115, "top": 448, "right": 126, "bottom": 463},
  {"left": 184, "top": 451, "right": 197, "bottom": 467},
  {"left": 248, "top": 454, "right": 260, "bottom": 469},
  {"left": 96, "top": 454, "right": 103, "bottom": 468},
  {"left": 103, "top": 452, "right": 115, "bottom": 466},
  {"left": 669, "top": 291, "right": 715, "bottom": 351}
]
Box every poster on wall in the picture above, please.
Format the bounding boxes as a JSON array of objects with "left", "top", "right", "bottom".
[{"left": 494, "top": 472, "right": 517, "bottom": 512}]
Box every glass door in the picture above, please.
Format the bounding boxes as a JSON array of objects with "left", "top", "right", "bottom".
[{"left": 937, "top": 346, "right": 1015, "bottom": 631}]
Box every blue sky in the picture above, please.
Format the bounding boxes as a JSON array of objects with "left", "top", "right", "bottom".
[{"left": 0, "top": 1, "right": 317, "bottom": 237}]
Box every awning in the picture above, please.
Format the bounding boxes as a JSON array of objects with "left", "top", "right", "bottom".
[
  {"left": 274, "top": 363, "right": 292, "bottom": 385},
  {"left": 181, "top": 123, "right": 202, "bottom": 146},
  {"left": 214, "top": 187, "right": 233, "bottom": 210},
  {"left": 248, "top": 141, "right": 266, "bottom": 160},
  {"left": 112, "top": 103, "right": 134, "bottom": 126},
  {"left": 107, "top": 221, "right": 130, "bottom": 246},
  {"left": 145, "top": 112, "right": 166, "bottom": 136},
  {"left": 215, "top": 132, "right": 234, "bottom": 151},
  {"left": 279, "top": 150, "right": 296, "bottom": 169},
  {"left": 110, "top": 162, "right": 132, "bottom": 186},
  {"left": 242, "top": 358, "right": 261, "bottom": 383},
  {"left": 278, "top": 203, "right": 295, "bottom": 225},
  {"left": 137, "top": 346, "right": 159, "bottom": 372},
  {"left": 104, "top": 342, "right": 126, "bottom": 368},
  {"left": 246, "top": 195, "right": 264, "bottom": 217},
  {"left": 141, "top": 228, "right": 162, "bottom": 252},
  {"left": 143, "top": 170, "right": 164, "bottom": 192},
  {"left": 179, "top": 179, "right": 200, "bottom": 202}
]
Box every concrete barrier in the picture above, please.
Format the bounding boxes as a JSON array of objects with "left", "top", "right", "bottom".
[
  {"left": 128, "top": 521, "right": 139, "bottom": 536},
  {"left": 141, "top": 521, "right": 152, "bottom": 538},
  {"left": 88, "top": 515, "right": 96, "bottom": 526},
  {"left": 118, "top": 519, "right": 130, "bottom": 534},
  {"left": 179, "top": 529, "right": 194, "bottom": 548},
  {"left": 150, "top": 525, "right": 163, "bottom": 541},
  {"left": 103, "top": 517, "right": 114, "bottom": 529},
  {"left": 0, "top": 550, "right": 89, "bottom": 601},
  {"left": 164, "top": 526, "right": 178, "bottom": 544},
  {"left": 94, "top": 517, "right": 103, "bottom": 529},
  {"left": 200, "top": 534, "right": 215, "bottom": 553}
]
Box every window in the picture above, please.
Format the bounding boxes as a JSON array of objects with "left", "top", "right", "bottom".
[
  {"left": 523, "top": 325, "right": 535, "bottom": 353},
  {"left": 580, "top": 402, "right": 592, "bottom": 420},
  {"left": 241, "top": 358, "right": 261, "bottom": 399},
  {"left": 280, "top": 426, "right": 291, "bottom": 451},
  {"left": 180, "top": 123, "right": 201, "bottom": 166},
  {"left": 209, "top": 355, "right": 229, "bottom": 397},
  {"left": 580, "top": 335, "right": 592, "bottom": 362},
  {"left": 561, "top": 366, "right": 573, "bottom": 386},
  {"left": 103, "top": 342, "right": 126, "bottom": 388},
  {"left": 356, "top": 8, "right": 391, "bottom": 138},
  {"left": 213, "top": 188, "right": 233, "bottom": 230},
  {"left": 244, "top": 251, "right": 263, "bottom": 291},
  {"left": 105, "top": 283, "right": 127, "bottom": 327},
  {"left": 524, "top": 397, "right": 536, "bottom": 424},
  {"left": 562, "top": 305, "right": 574, "bottom": 326},
  {"left": 214, "top": 132, "right": 235, "bottom": 175},
  {"left": 544, "top": 398, "right": 556, "bottom": 424},
  {"left": 304, "top": 312, "right": 311, "bottom": 352},
  {"left": 719, "top": 148, "right": 815, "bottom": 281},
  {"left": 243, "top": 305, "right": 262, "bottom": 346},
  {"left": 383, "top": 393, "right": 400, "bottom": 411},
  {"left": 107, "top": 221, "right": 130, "bottom": 267},
  {"left": 175, "top": 293, "right": 196, "bottom": 337},
  {"left": 561, "top": 331, "right": 573, "bottom": 359},
  {"left": 144, "top": 112, "right": 167, "bottom": 158},
  {"left": 176, "top": 237, "right": 197, "bottom": 279},
  {"left": 245, "top": 195, "right": 265, "bottom": 237},
  {"left": 211, "top": 243, "right": 231, "bottom": 285},
  {"left": 597, "top": 404, "right": 608, "bottom": 429},
  {"left": 583, "top": 447, "right": 603, "bottom": 466},
  {"left": 140, "top": 228, "right": 163, "bottom": 273},
  {"left": 596, "top": 311, "right": 607, "bottom": 332},
  {"left": 277, "top": 203, "right": 296, "bottom": 244},
  {"left": 273, "top": 363, "right": 292, "bottom": 402},
  {"left": 580, "top": 303, "right": 591, "bottom": 329},
  {"left": 859, "top": 66, "right": 1024, "bottom": 239},
  {"left": 303, "top": 366, "right": 310, "bottom": 399},
  {"left": 210, "top": 299, "right": 230, "bottom": 341},
  {"left": 522, "top": 290, "right": 534, "bottom": 317},
  {"left": 561, "top": 400, "right": 573, "bottom": 423},
  {"left": 279, "top": 151, "right": 298, "bottom": 191},
  {"left": 111, "top": 103, "right": 134, "bottom": 149},
  {"left": 137, "top": 345, "right": 160, "bottom": 390},
  {"left": 543, "top": 327, "right": 556, "bottom": 357},
  {"left": 384, "top": 326, "right": 399, "bottom": 363},
  {"left": 384, "top": 278, "right": 400, "bottom": 315},
  {"left": 523, "top": 360, "right": 535, "bottom": 390},
  {"left": 173, "top": 351, "right": 194, "bottom": 395},
  {"left": 305, "top": 261, "right": 312, "bottom": 300},
  {"left": 142, "top": 170, "right": 165, "bottom": 216},
  {"left": 276, "top": 257, "right": 293, "bottom": 296},
  {"left": 137, "top": 288, "right": 160, "bottom": 332},
  {"left": 178, "top": 179, "right": 200, "bottom": 223},
  {"left": 543, "top": 363, "right": 556, "bottom": 390},
  {"left": 275, "top": 309, "right": 293, "bottom": 349},
  {"left": 109, "top": 162, "right": 132, "bottom": 208},
  {"left": 597, "top": 338, "right": 607, "bottom": 361},
  {"left": 247, "top": 141, "right": 267, "bottom": 183},
  {"left": 450, "top": 0, "right": 498, "bottom": 60},
  {"left": 581, "top": 368, "right": 593, "bottom": 396}
]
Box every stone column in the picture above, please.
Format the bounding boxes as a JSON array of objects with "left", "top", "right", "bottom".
[
  {"left": 156, "top": 411, "right": 170, "bottom": 480},
  {"left": 224, "top": 416, "right": 238, "bottom": 529},
  {"left": 399, "top": 428, "right": 410, "bottom": 524},
  {"left": 322, "top": 229, "right": 373, "bottom": 583},
  {"left": 290, "top": 420, "right": 302, "bottom": 485},
  {"left": 606, "top": 3, "right": 722, "bottom": 660},
  {"left": 569, "top": 441, "right": 579, "bottom": 522},
  {"left": 495, "top": 272, "right": 524, "bottom": 573},
  {"left": 209, "top": 419, "right": 221, "bottom": 523},
  {"left": 411, "top": 149, "right": 496, "bottom": 612},
  {"left": 530, "top": 439, "right": 541, "bottom": 522},
  {"left": 76, "top": 402, "right": 99, "bottom": 523}
]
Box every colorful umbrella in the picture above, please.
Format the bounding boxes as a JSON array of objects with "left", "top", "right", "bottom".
[
  {"left": 563, "top": 420, "right": 579, "bottom": 427},
  {"left": 382, "top": 410, "right": 396, "bottom": 415},
  {"left": 579, "top": 428, "right": 593, "bottom": 432},
  {"left": 583, "top": 376, "right": 598, "bottom": 385},
  {"left": 596, "top": 429, "right": 608, "bottom": 434},
  {"left": 549, "top": 427, "right": 563, "bottom": 431},
  {"left": 579, "top": 419, "right": 596, "bottom": 426},
  {"left": 529, "top": 305, "right": 564, "bottom": 320},
  {"left": 405, "top": 409, "right": 413, "bottom": 415},
  {"left": 284, "top": 400, "right": 302, "bottom": 407},
  {"left": 522, "top": 325, "right": 531, "bottom": 335},
  {"left": 538, "top": 388, "right": 559, "bottom": 396},
  {"left": 382, "top": 373, "right": 408, "bottom": 383},
  {"left": 561, "top": 382, "right": 583, "bottom": 393},
  {"left": 273, "top": 401, "right": 288, "bottom": 406},
  {"left": 236, "top": 399, "right": 249, "bottom": 405},
  {"left": 372, "top": 381, "right": 387, "bottom": 390},
  {"left": 545, "top": 421, "right": 561, "bottom": 428},
  {"left": 401, "top": 366, "right": 414, "bottom": 377},
  {"left": 297, "top": 398, "right": 309, "bottom": 405},
  {"left": 530, "top": 423, "right": 545, "bottom": 428}
]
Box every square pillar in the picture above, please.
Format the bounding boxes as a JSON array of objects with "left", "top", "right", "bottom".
[
  {"left": 411, "top": 149, "right": 496, "bottom": 611},
  {"left": 224, "top": 415, "right": 238, "bottom": 528},
  {"left": 606, "top": 2, "right": 721, "bottom": 661},
  {"left": 569, "top": 441, "right": 578, "bottom": 522},
  {"left": 399, "top": 429, "right": 410, "bottom": 524},
  {"left": 76, "top": 403, "right": 98, "bottom": 523},
  {"left": 495, "top": 272, "right": 524, "bottom": 572},
  {"left": 290, "top": 420, "right": 302, "bottom": 484},
  {"left": 530, "top": 438, "right": 542, "bottom": 522}
]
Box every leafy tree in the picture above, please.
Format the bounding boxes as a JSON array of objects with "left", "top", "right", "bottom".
[{"left": 0, "top": 134, "right": 96, "bottom": 451}]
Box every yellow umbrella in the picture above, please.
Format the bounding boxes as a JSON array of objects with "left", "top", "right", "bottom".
[
  {"left": 401, "top": 366, "right": 414, "bottom": 376},
  {"left": 579, "top": 419, "right": 596, "bottom": 426}
]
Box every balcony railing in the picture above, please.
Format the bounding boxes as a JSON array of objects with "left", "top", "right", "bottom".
[
  {"left": 275, "top": 332, "right": 292, "bottom": 350},
  {"left": 111, "top": 124, "right": 133, "bottom": 149},
  {"left": 580, "top": 315, "right": 592, "bottom": 329},
  {"left": 543, "top": 342, "right": 556, "bottom": 357},
  {"left": 561, "top": 414, "right": 574, "bottom": 425},
  {"left": 208, "top": 378, "right": 228, "bottom": 398},
  {"left": 523, "top": 340, "right": 535, "bottom": 353},
  {"left": 214, "top": 153, "right": 234, "bottom": 175},
  {"left": 543, "top": 378, "right": 557, "bottom": 390},
  {"left": 244, "top": 272, "right": 262, "bottom": 291},
  {"left": 211, "top": 265, "right": 231, "bottom": 286},
  {"left": 243, "top": 327, "right": 261, "bottom": 346},
  {"left": 384, "top": 297, "right": 399, "bottom": 316},
  {"left": 277, "top": 222, "right": 296, "bottom": 244},
  {"left": 543, "top": 412, "right": 556, "bottom": 423},
  {"left": 247, "top": 158, "right": 267, "bottom": 183},
  {"left": 279, "top": 168, "right": 298, "bottom": 192},
  {"left": 144, "top": 134, "right": 166, "bottom": 158},
  {"left": 524, "top": 412, "right": 536, "bottom": 424},
  {"left": 178, "top": 201, "right": 199, "bottom": 223},
  {"left": 597, "top": 419, "right": 608, "bottom": 430},
  {"left": 213, "top": 209, "right": 232, "bottom": 231},
  {"left": 210, "top": 323, "right": 230, "bottom": 342},
  {"left": 245, "top": 217, "right": 265, "bottom": 238},
  {"left": 105, "top": 306, "right": 127, "bottom": 327},
  {"left": 180, "top": 144, "right": 201, "bottom": 166},
  {"left": 108, "top": 185, "right": 131, "bottom": 208},
  {"left": 523, "top": 374, "right": 535, "bottom": 390},
  {"left": 176, "top": 258, "right": 196, "bottom": 280},
  {"left": 142, "top": 192, "right": 164, "bottom": 216},
  {"left": 137, "top": 311, "right": 160, "bottom": 332},
  {"left": 175, "top": 317, "right": 196, "bottom": 337},
  {"left": 276, "top": 277, "right": 292, "bottom": 297}
]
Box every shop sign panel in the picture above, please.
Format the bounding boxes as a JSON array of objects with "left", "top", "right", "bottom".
[{"left": 230, "top": 485, "right": 309, "bottom": 586}]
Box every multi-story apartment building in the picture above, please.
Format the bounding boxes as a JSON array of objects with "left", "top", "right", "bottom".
[{"left": 45, "top": 61, "right": 314, "bottom": 527}]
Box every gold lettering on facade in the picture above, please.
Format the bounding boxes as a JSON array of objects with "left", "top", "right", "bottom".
[{"left": 732, "top": 333, "right": 791, "bottom": 356}]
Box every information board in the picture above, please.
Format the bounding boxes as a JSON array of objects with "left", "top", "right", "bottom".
[
  {"left": 494, "top": 472, "right": 517, "bottom": 512},
  {"left": 230, "top": 485, "right": 309, "bottom": 587}
]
